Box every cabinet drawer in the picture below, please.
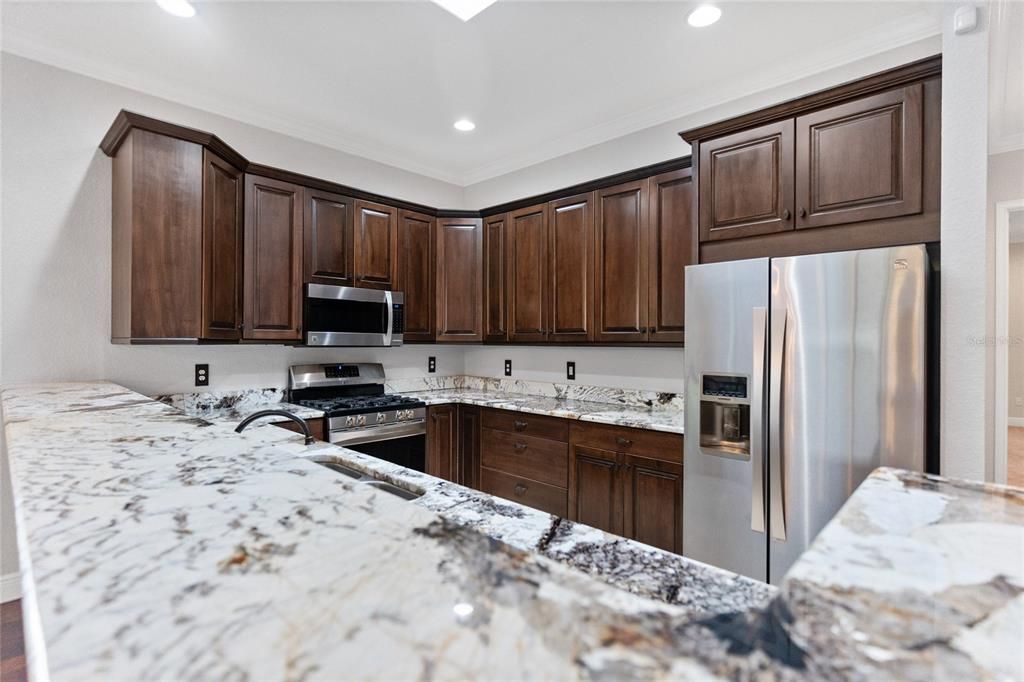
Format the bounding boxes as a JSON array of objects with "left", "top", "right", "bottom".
[
  {"left": 482, "top": 408, "right": 569, "bottom": 442},
  {"left": 480, "top": 428, "right": 568, "bottom": 487},
  {"left": 480, "top": 467, "right": 567, "bottom": 517},
  {"left": 569, "top": 422, "right": 683, "bottom": 464}
]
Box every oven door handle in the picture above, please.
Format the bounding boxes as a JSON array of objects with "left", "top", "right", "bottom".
[
  {"left": 329, "top": 420, "right": 425, "bottom": 446},
  {"left": 384, "top": 290, "right": 394, "bottom": 347}
]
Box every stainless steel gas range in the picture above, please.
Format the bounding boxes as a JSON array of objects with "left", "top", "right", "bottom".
[{"left": 289, "top": 363, "right": 426, "bottom": 472}]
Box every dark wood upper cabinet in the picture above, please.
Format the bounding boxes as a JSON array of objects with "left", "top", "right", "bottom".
[
  {"left": 303, "top": 189, "right": 354, "bottom": 286},
  {"left": 622, "top": 454, "right": 683, "bottom": 554},
  {"left": 594, "top": 180, "right": 649, "bottom": 343},
  {"left": 568, "top": 444, "right": 622, "bottom": 536},
  {"left": 243, "top": 175, "right": 304, "bottom": 341},
  {"left": 647, "top": 170, "right": 693, "bottom": 344},
  {"left": 795, "top": 83, "right": 924, "bottom": 230},
  {"left": 201, "top": 150, "right": 244, "bottom": 340},
  {"left": 698, "top": 120, "right": 795, "bottom": 242},
  {"left": 548, "top": 193, "right": 594, "bottom": 343},
  {"left": 435, "top": 217, "right": 483, "bottom": 342},
  {"left": 398, "top": 210, "right": 435, "bottom": 342},
  {"left": 111, "top": 130, "right": 204, "bottom": 342},
  {"left": 483, "top": 214, "right": 509, "bottom": 343},
  {"left": 507, "top": 204, "right": 548, "bottom": 342},
  {"left": 353, "top": 200, "right": 399, "bottom": 290}
]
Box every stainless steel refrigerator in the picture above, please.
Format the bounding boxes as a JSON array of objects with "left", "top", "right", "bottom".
[{"left": 683, "top": 245, "right": 928, "bottom": 584}]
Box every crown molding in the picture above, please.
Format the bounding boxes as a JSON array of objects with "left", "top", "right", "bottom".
[
  {"left": 458, "top": 12, "right": 942, "bottom": 185},
  {"left": 4, "top": 10, "right": 941, "bottom": 189},
  {"left": 1, "top": 28, "right": 465, "bottom": 186}
]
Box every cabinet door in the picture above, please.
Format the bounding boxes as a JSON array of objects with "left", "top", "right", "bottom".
[
  {"left": 698, "top": 120, "right": 794, "bottom": 241},
  {"left": 548, "top": 193, "right": 594, "bottom": 343},
  {"left": 622, "top": 454, "right": 683, "bottom": 554},
  {"left": 507, "top": 204, "right": 548, "bottom": 342},
  {"left": 568, "top": 444, "right": 622, "bottom": 535},
  {"left": 427, "top": 404, "right": 458, "bottom": 482},
  {"left": 594, "top": 180, "right": 649, "bottom": 343},
  {"left": 353, "top": 200, "right": 398, "bottom": 290},
  {"left": 795, "top": 83, "right": 923, "bottom": 229},
  {"left": 304, "top": 189, "right": 354, "bottom": 286},
  {"left": 243, "top": 175, "right": 303, "bottom": 341},
  {"left": 398, "top": 210, "right": 434, "bottom": 342},
  {"left": 483, "top": 214, "right": 509, "bottom": 342},
  {"left": 647, "top": 169, "right": 694, "bottom": 344},
  {"left": 201, "top": 150, "right": 243, "bottom": 340},
  {"left": 458, "top": 405, "right": 481, "bottom": 489},
  {"left": 435, "top": 217, "right": 483, "bottom": 342}
]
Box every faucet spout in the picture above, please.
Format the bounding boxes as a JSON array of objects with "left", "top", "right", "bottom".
[{"left": 235, "top": 409, "right": 315, "bottom": 445}]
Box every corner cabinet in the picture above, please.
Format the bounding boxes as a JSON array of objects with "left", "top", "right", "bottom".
[
  {"left": 110, "top": 128, "right": 243, "bottom": 343},
  {"left": 683, "top": 55, "right": 940, "bottom": 263},
  {"left": 243, "top": 175, "right": 304, "bottom": 341},
  {"left": 435, "top": 217, "right": 483, "bottom": 342}
]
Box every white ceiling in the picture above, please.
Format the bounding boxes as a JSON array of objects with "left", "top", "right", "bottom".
[{"left": 2, "top": 1, "right": 943, "bottom": 186}]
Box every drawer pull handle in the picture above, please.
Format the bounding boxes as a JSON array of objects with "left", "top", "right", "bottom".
[
  {"left": 513, "top": 483, "right": 528, "bottom": 496},
  {"left": 616, "top": 436, "right": 633, "bottom": 447},
  {"left": 513, "top": 420, "right": 528, "bottom": 431},
  {"left": 514, "top": 442, "right": 528, "bottom": 451}
]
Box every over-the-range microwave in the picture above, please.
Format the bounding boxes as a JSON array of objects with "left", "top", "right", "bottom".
[{"left": 303, "top": 284, "right": 404, "bottom": 347}]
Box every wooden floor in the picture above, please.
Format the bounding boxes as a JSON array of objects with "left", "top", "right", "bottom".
[
  {"left": 1009, "top": 427, "right": 1024, "bottom": 488},
  {"left": 1, "top": 599, "right": 27, "bottom": 682}
]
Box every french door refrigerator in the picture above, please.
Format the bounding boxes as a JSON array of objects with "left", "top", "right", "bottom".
[{"left": 683, "top": 245, "right": 928, "bottom": 584}]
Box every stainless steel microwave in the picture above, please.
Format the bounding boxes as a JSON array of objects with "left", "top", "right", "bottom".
[{"left": 304, "top": 284, "right": 404, "bottom": 347}]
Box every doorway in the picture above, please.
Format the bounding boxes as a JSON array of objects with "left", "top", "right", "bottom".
[{"left": 995, "top": 200, "right": 1024, "bottom": 486}]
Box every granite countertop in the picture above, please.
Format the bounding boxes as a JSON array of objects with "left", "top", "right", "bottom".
[{"left": 4, "top": 381, "right": 1021, "bottom": 681}]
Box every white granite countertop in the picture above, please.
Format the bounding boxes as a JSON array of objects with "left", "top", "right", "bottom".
[{"left": 4, "top": 381, "right": 1021, "bottom": 681}]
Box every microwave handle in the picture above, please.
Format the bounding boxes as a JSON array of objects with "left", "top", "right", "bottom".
[{"left": 384, "top": 290, "right": 394, "bottom": 346}]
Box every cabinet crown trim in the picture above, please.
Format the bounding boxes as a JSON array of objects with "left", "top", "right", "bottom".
[{"left": 678, "top": 54, "right": 941, "bottom": 144}]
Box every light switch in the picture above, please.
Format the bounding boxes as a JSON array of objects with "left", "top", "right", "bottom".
[{"left": 953, "top": 5, "right": 978, "bottom": 35}]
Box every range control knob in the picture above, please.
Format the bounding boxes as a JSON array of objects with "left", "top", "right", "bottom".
[
  {"left": 345, "top": 416, "right": 356, "bottom": 427},
  {"left": 356, "top": 415, "right": 367, "bottom": 426},
  {"left": 377, "top": 413, "right": 386, "bottom": 423}
]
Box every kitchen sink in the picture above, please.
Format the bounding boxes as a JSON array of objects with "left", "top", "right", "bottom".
[{"left": 308, "top": 454, "right": 423, "bottom": 500}]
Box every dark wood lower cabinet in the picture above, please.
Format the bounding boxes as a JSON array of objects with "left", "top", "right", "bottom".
[
  {"left": 271, "top": 417, "right": 326, "bottom": 442},
  {"left": 569, "top": 422, "right": 684, "bottom": 554},
  {"left": 458, "top": 406, "right": 481, "bottom": 489},
  {"left": 568, "top": 444, "right": 622, "bottom": 536},
  {"left": 427, "top": 404, "right": 458, "bottom": 481},
  {"left": 622, "top": 454, "right": 683, "bottom": 554}
]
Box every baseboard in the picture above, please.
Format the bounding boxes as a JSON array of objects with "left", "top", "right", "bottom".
[
  {"left": 1009, "top": 417, "right": 1024, "bottom": 428},
  {"left": 0, "top": 572, "right": 21, "bottom": 602}
]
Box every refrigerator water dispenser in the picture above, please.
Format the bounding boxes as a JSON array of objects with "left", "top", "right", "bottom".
[{"left": 698, "top": 374, "right": 751, "bottom": 459}]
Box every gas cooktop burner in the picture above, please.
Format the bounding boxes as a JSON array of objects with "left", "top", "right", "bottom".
[{"left": 295, "top": 394, "right": 425, "bottom": 417}]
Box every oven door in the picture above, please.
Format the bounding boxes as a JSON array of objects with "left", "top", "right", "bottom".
[
  {"left": 304, "top": 284, "right": 404, "bottom": 346},
  {"left": 331, "top": 422, "right": 426, "bottom": 473}
]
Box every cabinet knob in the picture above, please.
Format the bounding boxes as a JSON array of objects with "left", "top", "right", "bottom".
[
  {"left": 782, "top": 209, "right": 791, "bottom": 220},
  {"left": 616, "top": 436, "right": 633, "bottom": 447},
  {"left": 513, "top": 483, "right": 528, "bottom": 497},
  {"left": 799, "top": 208, "right": 807, "bottom": 218},
  {"left": 514, "top": 442, "right": 528, "bottom": 451},
  {"left": 513, "top": 420, "right": 528, "bottom": 431}
]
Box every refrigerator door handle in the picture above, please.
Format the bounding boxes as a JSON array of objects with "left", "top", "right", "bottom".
[
  {"left": 750, "top": 307, "right": 767, "bottom": 534},
  {"left": 769, "top": 307, "right": 787, "bottom": 542}
]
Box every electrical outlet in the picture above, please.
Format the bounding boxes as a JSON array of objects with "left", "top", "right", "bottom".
[
  {"left": 566, "top": 361, "right": 576, "bottom": 381},
  {"left": 195, "top": 364, "right": 209, "bottom": 387},
  {"left": 504, "top": 359, "right": 512, "bottom": 377},
  {"left": 428, "top": 356, "right": 436, "bottom": 373}
]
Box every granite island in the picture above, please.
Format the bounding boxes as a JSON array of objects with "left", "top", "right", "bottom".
[{"left": 3, "top": 382, "right": 1021, "bottom": 680}]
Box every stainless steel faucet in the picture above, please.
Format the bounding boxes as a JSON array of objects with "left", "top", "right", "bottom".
[{"left": 235, "top": 410, "right": 314, "bottom": 445}]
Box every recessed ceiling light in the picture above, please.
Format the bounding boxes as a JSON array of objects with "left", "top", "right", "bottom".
[
  {"left": 432, "top": 0, "right": 497, "bottom": 22},
  {"left": 155, "top": 0, "right": 196, "bottom": 18},
  {"left": 453, "top": 119, "right": 476, "bottom": 132},
  {"left": 687, "top": 4, "right": 721, "bottom": 28}
]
